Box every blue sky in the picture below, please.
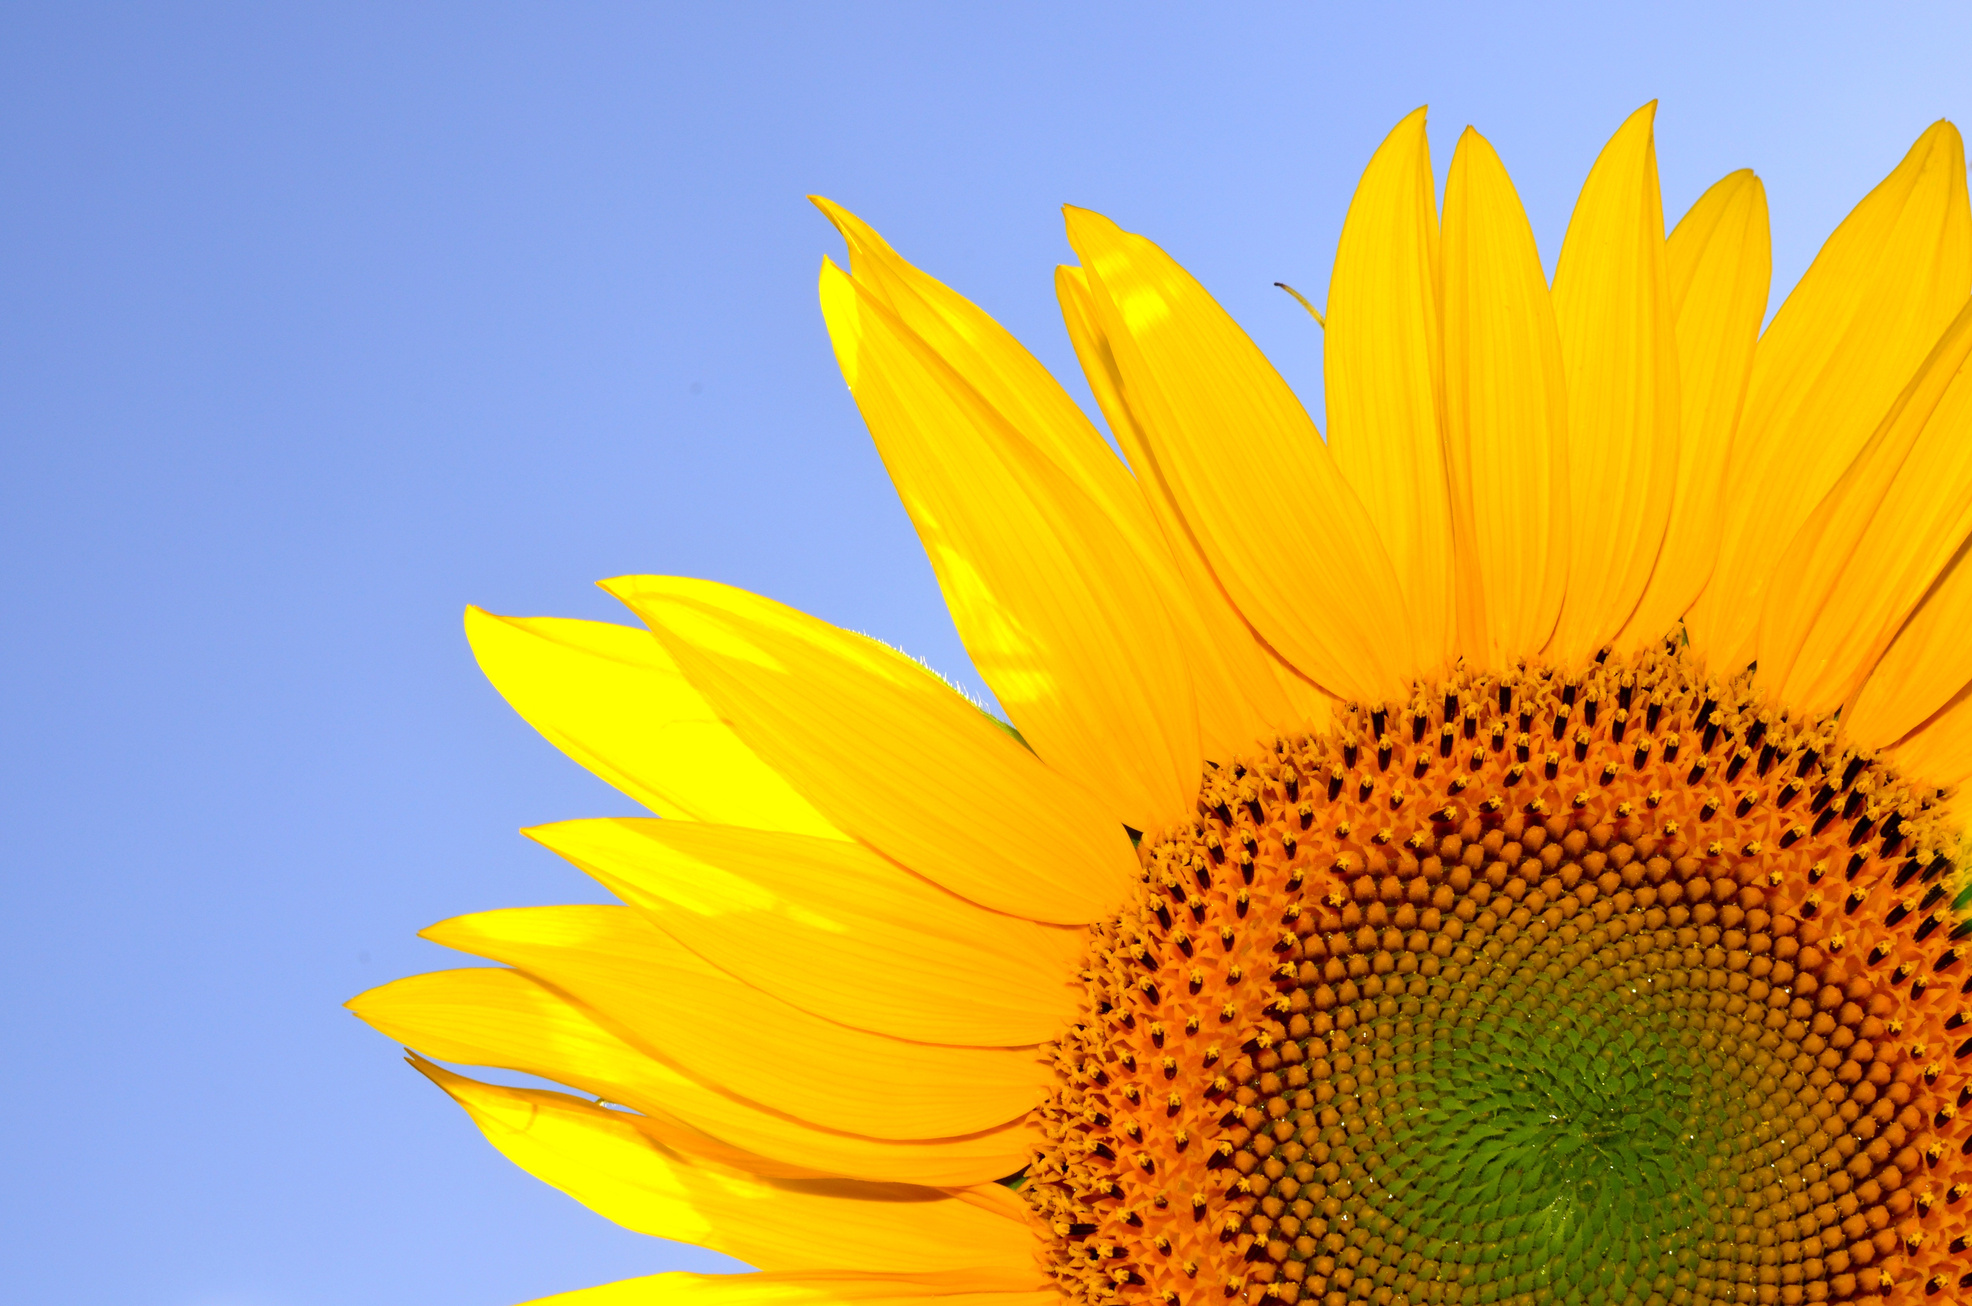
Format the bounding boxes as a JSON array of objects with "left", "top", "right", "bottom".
[{"left": 4, "top": 4, "right": 1969, "bottom": 1304}]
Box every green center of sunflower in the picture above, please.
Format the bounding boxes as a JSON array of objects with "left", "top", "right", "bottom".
[
  {"left": 1402, "top": 995, "right": 1705, "bottom": 1253},
  {"left": 1024, "top": 647, "right": 1972, "bottom": 1306}
]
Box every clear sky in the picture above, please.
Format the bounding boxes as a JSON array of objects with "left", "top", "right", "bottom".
[{"left": 5, "top": 4, "right": 1970, "bottom": 1304}]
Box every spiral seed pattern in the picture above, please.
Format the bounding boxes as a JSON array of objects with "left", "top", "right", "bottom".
[{"left": 1027, "top": 647, "right": 1972, "bottom": 1306}]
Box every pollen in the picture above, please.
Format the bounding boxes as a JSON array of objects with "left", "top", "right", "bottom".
[{"left": 1025, "top": 645, "right": 1972, "bottom": 1306}]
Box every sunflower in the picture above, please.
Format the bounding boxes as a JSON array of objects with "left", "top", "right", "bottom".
[{"left": 351, "top": 103, "right": 1972, "bottom": 1306}]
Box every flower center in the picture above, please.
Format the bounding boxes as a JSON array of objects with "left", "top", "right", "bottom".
[{"left": 1026, "top": 648, "right": 1972, "bottom": 1306}]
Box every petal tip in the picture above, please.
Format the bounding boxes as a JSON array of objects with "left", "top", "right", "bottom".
[
  {"left": 462, "top": 604, "right": 531, "bottom": 656},
  {"left": 809, "top": 193, "right": 858, "bottom": 237},
  {"left": 416, "top": 917, "right": 461, "bottom": 948},
  {"left": 595, "top": 574, "right": 644, "bottom": 603},
  {"left": 1606, "top": 101, "right": 1659, "bottom": 147},
  {"left": 1059, "top": 204, "right": 1113, "bottom": 237},
  {"left": 1912, "top": 117, "right": 1965, "bottom": 165}
]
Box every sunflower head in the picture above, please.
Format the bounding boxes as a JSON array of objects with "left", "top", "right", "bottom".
[
  {"left": 1029, "top": 649, "right": 1972, "bottom": 1306},
  {"left": 353, "top": 104, "right": 1972, "bottom": 1306}
]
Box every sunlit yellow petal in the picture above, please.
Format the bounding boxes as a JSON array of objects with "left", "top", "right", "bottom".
[
  {"left": 349, "top": 967, "right": 1033, "bottom": 1186},
  {"left": 603, "top": 575, "right": 1135, "bottom": 923},
  {"left": 817, "top": 256, "right": 1198, "bottom": 831},
  {"left": 464, "top": 608, "right": 840, "bottom": 837},
  {"left": 1439, "top": 127, "right": 1571, "bottom": 666},
  {"left": 1053, "top": 264, "right": 1329, "bottom": 752},
  {"left": 1855, "top": 529, "right": 1972, "bottom": 755},
  {"left": 353, "top": 967, "right": 733, "bottom": 1149},
  {"left": 355, "top": 969, "right": 833, "bottom": 1178},
  {"left": 809, "top": 198, "right": 1151, "bottom": 537},
  {"left": 424, "top": 905, "right": 1049, "bottom": 1141},
  {"left": 527, "top": 817, "right": 1083, "bottom": 1046},
  {"left": 1837, "top": 325, "right": 1972, "bottom": 757},
  {"left": 1687, "top": 120, "right": 1972, "bottom": 671},
  {"left": 1885, "top": 680, "right": 1972, "bottom": 792},
  {"left": 523, "top": 1270, "right": 1053, "bottom": 1306},
  {"left": 813, "top": 200, "right": 1306, "bottom": 763},
  {"left": 417, "top": 1061, "right": 1036, "bottom": 1275},
  {"left": 1061, "top": 207, "right": 1414, "bottom": 703},
  {"left": 1547, "top": 103, "right": 1680, "bottom": 663},
  {"left": 1325, "top": 107, "right": 1454, "bottom": 674},
  {"left": 1615, "top": 170, "right": 1772, "bottom": 649},
  {"left": 1757, "top": 301, "right": 1972, "bottom": 715}
]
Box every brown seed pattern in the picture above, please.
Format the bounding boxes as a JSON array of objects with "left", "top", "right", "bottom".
[{"left": 1025, "top": 647, "right": 1972, "bottom": 1306}]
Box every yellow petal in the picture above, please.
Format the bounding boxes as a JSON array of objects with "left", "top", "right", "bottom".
[
  {"left": 349, "top": 966, "right": 1034, "bottom": 1186},
  {"left": 1616, "top": 170, "right": 1772, "bottom": 648},
  {"left": 604, "top": 575, "right": 1136, "bottom": 924},
  {"left": 1756, "top": 300, "right": 1972, "bottom": 715},
  {"left": 813, "top": 199, "right": 1286, "bottom": 765},
  {"left": 1054, "top": 264, "right": 1328, "bottom": 754},
  {"left": 1856, "top": 572, "right": 1972, "bottom": 782},
  {"left": 1325, "top": 106, "right": 1454, "bottom": 674},
  {"left": 354, "top": 970, "right": 829, "bottom": 1180},
  {"left": 353, "top": 967, "right": 738, "bottom": 1152},
  {"left": 1885, "top": 682, "right": 1972, "bottom": 793},
  {"left": 527, "top": 817, "right": 1084, "bottom": 1046},
  {"left": 1687, "top": 120, "right": 1972, "bottom": 672},
  {"left": 940, "top": 1182, "right": 1029, "bottom": 1225},
  {"left": 416, "top": 1060, "right": 1036, "bottom": 1275},
  {"left": 424, "top": 904, "right": 1049, "bottom": 1141},
  {"left": 1837, "top": 329, "right": 1972, "bottom": 755},
  {"left": 809, "top": 198, "right": 1151, "bottom": 540},
  {"left": 1061, "top": 207, "right": 1415, "bottom": 703},
  {"left": 1547, "top": 104, "right": 1681, "bottom": 663},
  {"left": 464, "top": 608, "right": 839, "bottom": 838},
  {"left": 523, "top": 1270, "right": 1052, "bottom": 1306},
  {"left": 817, "top": 255, "right": 1198, "bottom": 831},
  {"left": 1439, "top": 127, "right": 1572, "bottom": 667}
]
